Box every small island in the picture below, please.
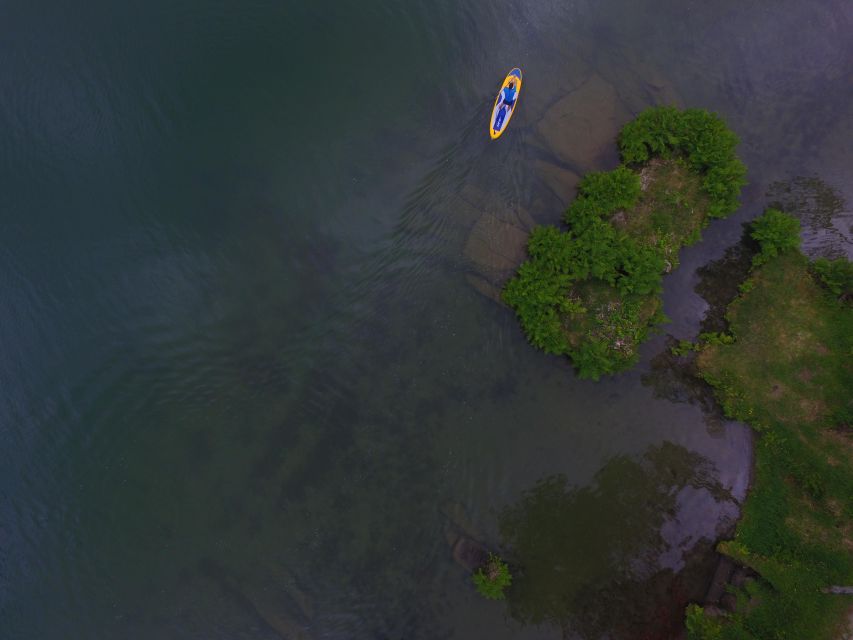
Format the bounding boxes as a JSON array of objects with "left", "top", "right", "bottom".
[{"left": 503, "top": 107, "right": 746, "bottom": 379}]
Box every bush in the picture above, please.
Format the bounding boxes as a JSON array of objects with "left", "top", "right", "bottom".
[
  {"left": 671, "top": 340, "right": 697, "bottom": 356},
  {"left": 684, "top": 604, "right": 724, "bottom": 640},
  {"left": 812, "top": 257, "right": 853, "bottom": 297},
  {"left": 698, "top": 332, "right": 735, "bottom": 346},
  {"left": 616, "top": 241, "right": 666, "bottom": 295},
  {"left": 571, "top": 220, "right": 622, "bottom": 283},
  {"left": 502, "top": 260, "right": 573, "bottom": 355},
  {"left": 472, "top": 553, "right": 512, "bottom": 600},
  {"left": 566, "top": 165, "right": 641, "bottom": 222},
  {"left": 618, "top": 107, "right": 746, "bottom": 218},
  {"left": 618, "top": 106, "right": 684, "bottom": 163},
  {"left": 571, "top": 338, "right": 620, "bottom": 380},
  {"left": 750, "top": 208, "right": 801, "bottom": 264}
]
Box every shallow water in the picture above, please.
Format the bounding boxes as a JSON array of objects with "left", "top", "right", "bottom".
[{"left": 1, "top": 1, "right": 851, "bottom": 638}]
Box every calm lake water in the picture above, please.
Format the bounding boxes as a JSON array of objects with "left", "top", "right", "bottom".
[{"left": 1, "top": 1, "right": 851, "bottom": 638}]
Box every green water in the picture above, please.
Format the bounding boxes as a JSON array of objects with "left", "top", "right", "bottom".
[{"left": 1, "top": 1, "right": 851, "bottom": 638}]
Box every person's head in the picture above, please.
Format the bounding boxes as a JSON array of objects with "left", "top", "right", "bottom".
[{"left": 508, "top": 82, "right": 514, "bottom": 89}]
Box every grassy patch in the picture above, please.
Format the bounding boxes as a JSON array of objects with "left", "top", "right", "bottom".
[
  {"left": 614, "top": 158, "right": 709, "bottom": 257},
  {"left": 503, "top": 107, "right": 746, "bottom": 379},
  {"left": 688, "top": 210, "right": 853, "bottom": 639}
]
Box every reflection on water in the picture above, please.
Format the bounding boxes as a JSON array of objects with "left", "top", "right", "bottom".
[
  {"left": 499, "top": 442, "right": 734, "bottom": 638},
  {"left": 692, "top": 229, "right": 759, "bottom": 335}
]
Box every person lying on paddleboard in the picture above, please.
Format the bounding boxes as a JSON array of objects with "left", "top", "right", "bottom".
[{"left": 497, "top": 82, "right": 517, "bottom": 110}]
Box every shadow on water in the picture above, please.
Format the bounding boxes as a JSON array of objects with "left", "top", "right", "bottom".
[
  {"left": 499, "top": 442, "right": 733, "bottom": 639},
  {"left": 692, "top": 226, "right": 759, "bottom": 335},
  {"left": 641, "top": 340, "right": 725, "bottom": 434}
]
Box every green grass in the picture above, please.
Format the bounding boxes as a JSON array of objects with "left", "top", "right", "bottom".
[
  {"left": 689, "top": 211, "right": 853, "bottom": 639},
  {"left": 614, "top": 158, "right": 709, "bottom": 257},
  {"left": 503, "top": 107, "right": 746, "bottom": 379}
]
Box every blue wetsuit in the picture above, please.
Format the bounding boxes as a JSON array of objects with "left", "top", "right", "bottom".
[{"left": 502, "top": 86, "right": 517, "bottom": 107}]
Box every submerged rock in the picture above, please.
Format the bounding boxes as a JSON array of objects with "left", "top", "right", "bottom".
[
  {"left": 457, "top": 182, "right": 536, "bottom": 232},
  {"left": 200, "top": 561, "right": 316, "bottom": 640},
  {"left": 451, "top": 534, "right": 490, "bottom": 572},
  {"left": 640, "top": 65, "right": 684, "bottom": 109},
  {"left": 457, "top": 179, "right": 538, "bottom": 303},
  {"left": 463, "top": 213, "right": 529, "bottom": 279},
  {"left": 246, "top": 597, "right": 314, "bottom": 640},
  {"left": 536, "top": 74, "right": 631, "bottom": 171},
  {"left": 442, "top": 501, "right": 492, "bottom": 572},
  {"left": 441, "top": 501, "right": 486, "bottom": 540},
  {"left": 595, "top": 53, "right": 685, "bottom": 113},
  {"left": 534, "top": 159, "right": 581, "bottom": 206},
  {"left": 239, "top": 576, "right": 315, "bottom": 640},
  {"left": 465, "top": 274, "right": 506, "bottom": 306}
]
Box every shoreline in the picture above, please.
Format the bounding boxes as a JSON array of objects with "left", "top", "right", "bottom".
[{"left": 685, "top": 211, "right": 853, "bottom": 638}]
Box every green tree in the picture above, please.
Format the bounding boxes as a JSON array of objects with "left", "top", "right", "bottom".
[
  {"left": 750, "top": 208, "right": 801, "bottom": 264},
  {"left": 812, "top": 257, "right": 853, "bottom": 297}
]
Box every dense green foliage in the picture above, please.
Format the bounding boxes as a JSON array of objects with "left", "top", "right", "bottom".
[
  {"left": 685, "top": 604, "right": 723, "bottom": 640},
  {"left": 564, "top": 165, "right": 642, "bottom": 231},
  {"left": 472, "top": 553, "right": 512, "bottom": 600},
  {"left": 812, "top": 257, "right": 853, "bottom": 297},
  {"left": 749, "top": 208, "right": 802, "bottom": 265},
  {"left": 619, "top": 106, "right": 747, "bottom": 218},
  {"left": 688, "top": 210, "right": 853, "bottom": 639},
  {"left": 504, "top": 107, "right": 745, "bottom": 378}
]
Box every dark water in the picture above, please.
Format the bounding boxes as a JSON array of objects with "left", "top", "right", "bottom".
[{"left": 1, "top": 1, "right": 851, "bottom": 638}]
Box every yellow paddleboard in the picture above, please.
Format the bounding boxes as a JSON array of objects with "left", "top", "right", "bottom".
[{"left": 489, "top": 68, "right": 522, "bottom": 140}]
